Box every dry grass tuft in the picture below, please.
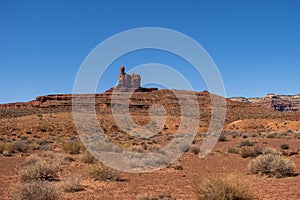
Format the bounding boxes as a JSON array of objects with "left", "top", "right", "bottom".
[
  {"left": 137, "top": 193, "right": 176, "bottom": 200},
  {"left": 62, "top": 174, "right": 84, "bottom": 193},
  {"left": 15, "top": 181, "right": 60, "bottom": 200},
  {"left": 18, "top": 159, "right": 59, "bottom": 182},
  {"left": 193, "top": 174, "right": 254, "bottom": 200},
  {"left": 88, "top": 164, "right": 122, "bottom": 181}
]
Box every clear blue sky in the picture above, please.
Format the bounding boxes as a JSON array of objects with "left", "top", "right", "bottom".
[{"left": 1, "top": 0, "right": 300, "bottom": 103}]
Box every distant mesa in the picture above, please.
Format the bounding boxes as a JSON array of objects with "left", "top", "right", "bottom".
[{"left": 230, "top": 94, "right": 300, "bottom": 112}]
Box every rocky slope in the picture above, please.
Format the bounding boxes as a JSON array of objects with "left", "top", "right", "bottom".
[{"left": 230, "top": 93, "right": 300, "bottom": 112}]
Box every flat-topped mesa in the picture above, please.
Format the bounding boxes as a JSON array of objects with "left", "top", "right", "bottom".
[{"left": 113, "top": 66, "right": 157, "bottom": 92}]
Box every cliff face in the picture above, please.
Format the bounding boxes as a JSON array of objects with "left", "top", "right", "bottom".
[{"left": 230, "top": 94, "right": 300, "bottom": 112}]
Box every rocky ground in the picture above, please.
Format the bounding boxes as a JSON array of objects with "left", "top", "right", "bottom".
[{"left": 1, "top": 89, "right": 300, "bottom": 199}]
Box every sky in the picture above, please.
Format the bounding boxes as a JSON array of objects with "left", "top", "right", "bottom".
[{"left": 0, "top": 0, "right": 300, "bottom": 103}]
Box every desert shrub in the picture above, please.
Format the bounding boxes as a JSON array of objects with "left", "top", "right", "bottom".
[
  {"left": 88, "top": 164, "right": 122, "bottom": 181},
  {"left": 280, "top": 143, "right": 289, "bottom": 150},
  {"left": 137, "top": 193, "right": 176, "bottom": 200},
  {"left": 0, "top": 142, "right": 13, "bottom": 154},
  {"left": 79, "top": 151, "right": 96, "bottom": 164},
  {"left": 227, "top": 147, "right": 240, "bottom": 154},
  {"left": 261, "top": 147, "right": 281, "bottom": 155},
  {"left": 294, "top": 132, "right": 300, "bottom": 139},
  {"left": 54, "top": 153, "right": 74, "bottom": 165},
  {"left": 240, "top": 147, "right": 262, "bottom": 158},
  {"left": 12, "top": 140, "right": 29, "bottom": 153},
  {"left": 18, "top": 160, "right": 59, "bottom": 182},
  {"left": 242, "top": 134, "right": 248, "bottom": 139},
  {"left": 62, "top": 141, "right": 81, "bottom": 154},
  {"left": 62, "top": 174, "right": 84, "bottom": 192},
  {"left": 266, "top": 133, "right": 278, "bottom": 139},
  {"left": 248, "top": 154, "right": 295, "bottom": 178},
  {"left": 15, "top": 181, "right": 60, "bottom": 200},
  {"left": 193, "top": 174, "right": 253, "bottom": 200},
  {"left": 230, "top": 132, "right": 239, "bottom": 138},
  {"left": 189, "top": 145, "right": 200, "bottom": 154},
  {"left": 25, "top": 154, "right": 42, "bottom": 165},
  {"left": 239, "top": 140, "right": 253, "bottom": 147},
  {"left": 218, "top": 133, "right": 227, "bottom": 142}
]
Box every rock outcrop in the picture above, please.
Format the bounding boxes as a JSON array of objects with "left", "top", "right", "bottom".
[
  {"left": 230, "top": 94, "right": 300, "bottom": 112},
  {"left": 115, "top": 66, "right": 141, "bottom": 91}
]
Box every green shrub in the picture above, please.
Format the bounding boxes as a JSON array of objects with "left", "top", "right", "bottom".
[
  {"left": 193, "top": 174, "right": 253, "bottom": 200},
  {"left": 248, "top": 154, "right": 295, "bottom": 178},
  {"left": 15, "top": 181, "right": 60, "bottom": 200}
]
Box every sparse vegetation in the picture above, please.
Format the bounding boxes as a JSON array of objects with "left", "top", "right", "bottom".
[
  {"left": 12, "top": 140, "right": 29, "bottom": 153},
  {"left": 62, "top": 141, "right": 82, "bottom": 154},
  {"left": 248, "top": 154, "right": 295, "bottom": 178},
  {"left": 88, "top": 164, "right": 122, "bottom": 181},
  {"left": 0, "top": 142, "right": 13, "bottom": 155},
  {"left": 193, "top": 174, "right": 254, "bottom": 200},
  {"left": 240, "top": 147, "right": 262, "bottom": 158},
  {"left": 239, "top": 140, "right": 253, "bottom": 147},
  {"left": 227, "top": 147, "right": 240, "bottom": 154},
  {"left": 218, "top": 132, "right": 227, "bottom": 142},
  {"left": 189, "top": 144, "right": 200, "bottom": 154},
  {"left": 79, "top": 151, "right": 96, "bottom": 164},
  {"left": 18, "top": 159, "right": 59, "bottom": 182},
  {"left": 280, "top": 143, "right": 289, "bottom": 150},
  {"left": 62, "top": 174, "right": 84, "bottom": 192},
  {"left": 15, "top": 181, "right": 60, "bottom": 200},
  {"left": 137, "top": 193, "right": 176, "bottom": 200}
]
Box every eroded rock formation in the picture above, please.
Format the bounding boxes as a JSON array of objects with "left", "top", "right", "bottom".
[{"left": 116, "top": 66, "right": 141, "bottom": 91}]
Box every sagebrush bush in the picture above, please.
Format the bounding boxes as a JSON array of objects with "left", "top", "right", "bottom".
[
  {"left": 18, "top": 159, "right": 59, "bottom": 182},
  {"left": 261, "top": 147, "right": 281, "bottom": 155},
  {"left": 280, "top": 143, "right": 289, "bottom": 150},
  {"left": 62, "top": 174, "right": 84, "bottom": 192},
  {"left": 189, "top": 145, "right": 200, "bottom": 154},
  {"left": 227, "top": 147, "right": 240, "bottom": 154},
  {"left": 88, "top": 164, "right": 122, "bottom": 181},
  {"left": 193, "top": 174, "right": 253, "bottom": 200},
  {"left": 54, "top": 153, "right": 74, "bottom": 165},
  {"left": 137, "top": 193, "right": 176, "bottom": 200},
  {"left": 0, "top": 142, "right": 13, "bottom": 154},
  {"left": 24, "top": 154, "right": 42, "bottom": 165},
  {"left": 12, "top": 140, "right": 29, "bottom": 153},
  {"left": 79, "top": 151, "right": 96, "bottom": 164},
  {"left": 248, "top": 154, "right": 295, "bottom": 178},
  {"left": 240, "top": 147, "right": 262, "bottom": 158},
  {"left": 62, "top": 141, "right": 81, "bottom": 154},
  {"left": 218, "top": 133, "right": 227, "bottom": 142},
  {"left": 15, "top": 181, "right": 60, "bottom": 200},
  {"left": 239, "top": 140, "right": 253, "bottom": 147}
]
